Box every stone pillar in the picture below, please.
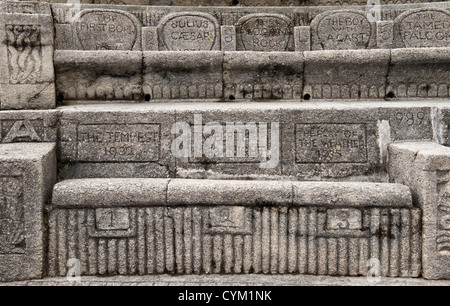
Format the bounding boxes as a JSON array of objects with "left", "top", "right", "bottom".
[{"left": 0, "top": 143, "right": 56, "bottom": 282}]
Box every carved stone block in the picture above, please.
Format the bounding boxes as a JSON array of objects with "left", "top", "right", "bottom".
[
  {"left": 0, "top": 143, "right": 56, "bottom": 282},
  {"left": 393, "top": 8, "right": 449, "bottom": 49},
  {"left": 58, "top": 104, "right": 176, "bottom": 179},
  {"left": 0, "top": 110, "right": 58, "bottom": 143},
  {"left": 389, "top": 142, "right": 450, "bottom": 279},
  {"left": 281, "top": 105, "right": 434, "bottom": 180},
  {"left": 303, "top": 49, "right": 390, "bottom": 100},
  {"left": 54, "top": 50, "right": 143, "bottom": 102},
  {"left": 236, "top": 14, "right": 295, "bottom": 52},
  {"left": 387, "top": 48, "right": 450, "bottom": 99},
  {"left": 48, "top": 178, "right": 420, "bottom": 277},
  {"left": 310, "top": 10, "right": 377, "bottom": 51},
  {"left": 157, "top": 12, "right": 220, "bottom": 51}
]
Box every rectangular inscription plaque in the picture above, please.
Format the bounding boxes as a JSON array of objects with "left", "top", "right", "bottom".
[
  {"left": 204, "top": 206, "right": 252, "bottom": 235},
  {"left": 327, "top": 209, "right": 363, "bottom": 231},
  {"left": 96, "top": 208, "right": 130, "bottom": 231},
  {"left": 77, "top": 124, "right": 160, "bottom": 162},
  {"left": 296, "top": 124, "right": 368, "bottom": 163}
]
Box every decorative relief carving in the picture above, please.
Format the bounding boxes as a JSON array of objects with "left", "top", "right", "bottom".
[
  {"left": 0, "top": 177, "right": 25, "bottom": 255},
  {"left": 6, "top": 25, "right": 42, "bottom": 85},
  {"left": 158, "top": 13, "right": 220, "bottom": 51},
  {"left": 296, "top": 124, "right": 368, "bottom": 164},
  {"left": 437, "top": 187, "right": 450, "bottom": 255},
  {"left": 74, "top": 10, "right": 141, "bottom": 50},
  {"left": 394, "top": 8, "right": 450, "bottom": 48},
  {"left": 3, "top": 2, "right": 50, "bottom": 15},
  {"left": 49, "top": 206, "right": 421, "bottom": 277},
  {"left": 311, "top": 10, "right": 375, "bottom": 50}
]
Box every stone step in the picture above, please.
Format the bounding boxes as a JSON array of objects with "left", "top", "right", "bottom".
[
  {"left": 51, "top": 101, "right": 448, "bottom": 180},
  {"left": 54, "top": 48, "right": 450, "bottom": 102},
  {"left": 48, "top": 178, "right": 420, "bottom": 277},
  {"left": 1, "top": 1, "right": 449, "bottom": 109},
  {"left": 0, "top": 143, "right": 56, "bottom": 282}
]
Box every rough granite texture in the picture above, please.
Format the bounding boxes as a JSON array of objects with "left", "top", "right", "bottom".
[
  {"left": 4, "top": 274, "right": 450, "bottom": 287},
  {"left": 389, "top": 142, "right": 450, "bottom": 280},
  {"left": 49, "top": 178, "right": 420, "bottom": 277},
  {"left": 0, "top": 1, "right": 55, "bottom": 110},
  {"left": 0, "top": 0, "right": 449, "bottom": 285},
  {"left": 52, "top": 102, "right": 448, "bottom": 180},
  {"left": 0, "top": 143, "right": 56, "bottom": 282}
]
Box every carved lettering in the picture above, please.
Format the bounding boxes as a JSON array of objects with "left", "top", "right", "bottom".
[
  {"left": 312, "top": 11, "right": 373, "bottom": 50},
  {"left": 75, "top": 10, "right": 140, "bottom": 50},
  {"left": 77, "top": 124, "right": 160, "bottom": 162},
  {"left": 1, "top": 120, "right": 42, "bottom": 143},
  {"left": 327, "top": 209, "right": 362, "bottom": 230},
  {"left": 296, "top": 124, "right": 368, "bottom": 163},
  {"left": 159, "top": 13, "right": 219, "bottom": 51},
  {"left": 95, "top": 208, "right": 130, "bottom": 231},
  {"left": 396, "top": 9, "right": 450, "bottom": 48},
  {"left": 237, "top": 14, "right": 293, "bottom": 51}
]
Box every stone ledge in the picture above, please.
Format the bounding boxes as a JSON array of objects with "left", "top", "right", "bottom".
[
  {"left": 54, "top": 48, "right": 450, "bottom": 102},
  {"left": 52, "top": 178, "right": 413, "bottom": 208},
  {"left": 2, "top": 274, "right": 450, "bottom": 286}
]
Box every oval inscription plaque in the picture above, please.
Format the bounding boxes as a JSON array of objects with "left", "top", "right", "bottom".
[
  {"left": 396, "top": 9, "right": 449, "bottom": 48},
  {"left": 159, "top": 13, "right": 219, "bottom": 51},
  {"left": 237, "top": 14, "right": 293, "bottom": 51},
  {"left": 313, "top": 11, "right": 373, "bottom": 50},
  {"left": 75, "top": 10, "right": 140, "bottom": 50}
]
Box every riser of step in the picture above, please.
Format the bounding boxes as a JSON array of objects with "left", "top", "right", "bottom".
[
  {"left": 54, "top": 48, "right": 450, "bottom": 102},
  {"left": 48, "top": 205, "right": 421, "bottom": 277},
  {"left": 0, "top": 102, "right": 449, "bottom": 180},
  {"left": 45, "top": 0, "right": 448, "bottom": 7},
  {"left": 49, "top": 179, "right": 419, "bottom": 277},
  {"left": 59, "top": 102, "right": 450, "bottom": 179}
]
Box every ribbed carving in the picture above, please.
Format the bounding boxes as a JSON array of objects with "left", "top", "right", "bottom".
[{"left": 48, "top": 206, "right": 421, "bottom": 277}]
